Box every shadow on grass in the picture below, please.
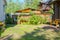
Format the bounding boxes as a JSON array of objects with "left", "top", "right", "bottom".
[
  {"left": 5, "top": 24, "right": 16, "bottom": 29},
  {"left": 1, "top": 26, "right": 60, "bottom": 40},
  {"left": 19, "top": 26, "right": 60, "bottom": 40},
  {"left": 42, "top": 26, "right": 60, "bottom": 32},
  {"left": 0, "top": 24, "right": 16, "bottom": 38},
  {"left": 2, "top": 27, "right": 47, "bottom": 40},
  {"left": 20, "top": 27, "right": 46, "bottom": 40}
]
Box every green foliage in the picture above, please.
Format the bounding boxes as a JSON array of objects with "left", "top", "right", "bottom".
[
  {"left": 30, "top": 0, "right": 40, "bottom": 9},
  {"left": 48, "top": 9, "right": 54, "bottom": 14},
  {"left": 29, "top": 15, "right": 40, "bottom": 25},
  {"left": 5, "top": 17, "right": 13, "bottom": 24},
  {"left": 5, "top": 0, "right": 22, "bottom": 13},
  {"left": 30, "top": 11, "right": 35, "bottom": 15},
  {"left": 19, "top": 14, "right": 47, "bottom": 25},
  {"left": 5, "top": 14, "right": 13, "bottom": 24},
  {"left": 29, "top": 15, "right": 47, "bottom": 25},
  {"left": 24, "top": 0, "right": 40, "bottom": 9}
]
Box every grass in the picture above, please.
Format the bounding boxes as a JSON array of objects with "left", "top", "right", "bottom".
[{"left": 1, "top": 24, "right": 60, "bottom": 40}]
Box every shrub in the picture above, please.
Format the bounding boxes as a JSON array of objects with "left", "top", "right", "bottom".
[
  {"left": 18, "top": 13, "right": 47, "bottom": 25},
  {"left": 29, "top": 15, "right": 47, "bottom": 25},
  {"left": 29, "top": 15, "right": 40, "bottom": 25},
  {"left": 30, "top": 11, "right": 35, "bottom": 15},
  {"left": 5, "top": 17, "right": 13, "bottom": 24},
  {"left": 5, "top": 14, "right": 13, "bottom": 24}
]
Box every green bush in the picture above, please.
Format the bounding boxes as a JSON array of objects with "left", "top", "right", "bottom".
[
  {"left": 29, "top": 15, "right": 47, "bottom": 25},
  {"left": 5, "top": 17, "right": 13, "bottom": 24},
  {"left": 5, "top": 14, "right": 13, "bottom": 24},
  {"left": 29, "top": 11, "right": 35, "bottom": 15},
  {"left": 18, "top": 14, "right": 47, "bottom": 25}
]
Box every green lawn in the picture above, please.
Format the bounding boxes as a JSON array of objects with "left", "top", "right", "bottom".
[{"left": 1, "top": 24, "right": 60, "bottom": 40}]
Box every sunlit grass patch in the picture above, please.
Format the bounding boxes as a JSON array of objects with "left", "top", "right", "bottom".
[{"left": 1, "top": 24, "right": 60, "bottom": 40}]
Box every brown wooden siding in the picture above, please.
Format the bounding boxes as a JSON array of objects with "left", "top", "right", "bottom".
[{"left": 52, "top": 1, "right": 60, "bottom": 21}]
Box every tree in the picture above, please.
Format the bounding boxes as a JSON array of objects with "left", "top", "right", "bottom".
[
  {"left": 24, "top": 0, "right": 40, "bottom": 9},
  {"left": 5, "top": 0, "right": 22, "bottom": 13},
  {"left": 24, "top": 0, "right": 32, "bottom": 8},
  {"left": 31, "top": 0, "right": 40, "bottom": 9},
  {"left": 5, "top": 0, "right": 41, "bottom": 13}
]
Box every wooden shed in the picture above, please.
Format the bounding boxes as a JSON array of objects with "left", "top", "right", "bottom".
[
  {"left": 52, "top": 1, "right": 60, "bottom": 20},
  {"left": 38, "top": 0, "right": 60, "bottom": 26},
  {"left": 50, "top": 1, "right": 60, "bottom": 26}
]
